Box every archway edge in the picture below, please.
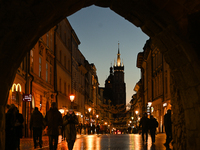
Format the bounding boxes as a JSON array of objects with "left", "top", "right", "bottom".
[{"left": 0, "top": 1, "right": 200, "bottom": 150}]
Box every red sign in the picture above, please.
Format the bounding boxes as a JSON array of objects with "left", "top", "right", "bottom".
[{"left": 23, "top": 94, "right": 32, "bottom": 102}]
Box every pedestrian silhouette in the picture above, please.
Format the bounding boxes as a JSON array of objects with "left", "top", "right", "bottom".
[
  {"left": 83, "top": 123, "right": 86, "bottom": 134},
  {"left": 164, "top": 109, "right": 172, "bottom": 148},
  {"left": 139, "top": 112, "right": 150, "bottom": 143},
  {"left": 14, "top": 107, "right": 24, "bottom": 150},
  {"left": 78, "top": 122, "right": 82, "bottom": 134},
  {"left": 5, "top": 104, "right": 17, "bottom": 150},
  {"left": 63, "top": 107, "right": 78, "bottom": 150},
  {"left": 96, "top": 123, "right": 100, "bottom": 135},
  {"left": 30, "top": 107, "right": 44, "bottom": 149},
  {"left": 149, "top": 115, "right": 158, "bottom": 144},
  {"left": 45, "top": 102, "right": 63, "bottom": 150}
]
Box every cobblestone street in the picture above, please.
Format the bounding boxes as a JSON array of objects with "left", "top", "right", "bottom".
[{"left": 20, "top": 133, "right": 173, "bottom": 150}]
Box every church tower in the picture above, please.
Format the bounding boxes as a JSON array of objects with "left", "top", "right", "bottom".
[{"left": 113, "top": 43, "right": 126, "bottom": 107}]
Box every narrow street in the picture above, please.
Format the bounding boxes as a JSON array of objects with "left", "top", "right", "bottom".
[{"left": 20, "top": 133, "right": 173, "bottom": 150}]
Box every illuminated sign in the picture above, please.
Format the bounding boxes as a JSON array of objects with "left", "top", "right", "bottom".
[
  {"left": 163, "top": 103, "right": 167, "bottom": 107},
  {"left": 23, "top": 94, "right": 32, "bottom": 102}
]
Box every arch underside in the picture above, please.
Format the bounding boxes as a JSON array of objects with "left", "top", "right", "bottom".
[{"left": 0, "top": 0, "right": 200, "bottom": 150}]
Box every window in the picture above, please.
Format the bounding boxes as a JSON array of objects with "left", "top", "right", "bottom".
[
  {"left": 30, "top": 49, "right": 34, "bottom": 72},
  {"left": 50, "top": 31, "right": 53, "bottom": 50},
  {"left": 68, "top": 59, "right": 70, "bottom": 71},
  {"left": 50, "top": 66, "right": 52, "bottom": 85},
  {"left": 64, "top": 32, "right": 67, "bottom": 45},
  {"left": 46, "top": 63, "right": 48, "bottom": 82},
  {"left": 40, "top": 95, "right": 42, "bottom": 111},
  {"left": 60, "top": 50, "right": 62, "bottom": 63},
  {"left": 64, "top": 56, "right": 66, "bottom": 68},
  {"left": 64, "top": 82, "right": 66, "bottom": 96},
  {"left": 39, "top": 57, "right": 42, "bottom": 77},
  {"left": 46, "top": 32, "right": 49, "bottom": 47},
  {"left": 59, "top": 78, "right": 61, "bottom": 92},
  {"left": 68, "top": 84, "right": 70, "bottom": 95}
]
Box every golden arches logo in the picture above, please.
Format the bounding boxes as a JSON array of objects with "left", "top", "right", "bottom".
[{"left": 12, "top": 83, "right": 22, "bottom": 92}]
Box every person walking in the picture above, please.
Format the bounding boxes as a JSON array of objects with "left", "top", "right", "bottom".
[
  {"left": 78, "top": 122, "right": 82, "bottom": 134},
  {"left": 139, "top": 112, "right": 150, "bottom": 143},
  {"left": 149, "top": 115, "right": 158, "bottom": 144},
  {"left": 30, "top": 107, "right": 44, "bottom": 149},
  {"left": 83, "top": 123, "right": 86, "bottom": 134},
  {"left": 14, "top": 107, "right": 24, "bottom": 150},
  {"left": 63, "top": 108, "right": 79, "bottom": 150},
  {"left": 5, "top": 104, "right": 17, "bottom": 150},
  {"left": 92, "top": 123, "right": 95, "bottom": 134},
  {"left": 164, "top": 109, "right": 172, "bottom": 148},
  {"left": 45, "top": 102, "right": 63, "bottom": 150},
  {"left": 96, "top": 123, "right": 100, "bottom": 135}
]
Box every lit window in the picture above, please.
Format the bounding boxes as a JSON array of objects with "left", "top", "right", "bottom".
[
  {"left": 39, "top": 57, "right": 42, "bottom": 77},
  {"left": 46, "top": 63, "right": 48, "bottom": 82}
]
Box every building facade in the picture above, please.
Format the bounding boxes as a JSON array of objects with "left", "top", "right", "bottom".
[{"left": 136, "top": 39, "right": 171, "bottom": 132}]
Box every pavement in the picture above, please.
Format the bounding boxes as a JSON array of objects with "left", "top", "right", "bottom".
[{"left": 20, "top": 133, "right": 173, "bottom": 150}]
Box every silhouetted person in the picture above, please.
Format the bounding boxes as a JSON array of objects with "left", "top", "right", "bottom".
[
  {"left": 78, "top": 122, "right": 82, "bottom": 134},
  {"left": 87, "top": 123, "right": 91, "bottom": 135},
  {"left": 5, "top": 104, "right": 17, "bottom": 150},
  {"left": 139, "top": 112, "right": 150, "bottom": 143},
  {"left": 92, "top": 123, "right": 95, "bottom": 134},
  {"left": 63, "top": 108, "right": 78, "bottom": 150},
  {"left": 149, "top": 115, "right": 158, "bottom": 144},
  {"left": 14, "top": 107, "right": 24, "bottom": 150},
  {"left": 96, "top": 123, "right": 100, "bottom": 135},
  {"left": 45, "top": 102, "right": 62, "bottom": 150},
  {"left": 61, "top": 116, "right": 66, "bottom": 141},
  {"left": 164, "top": 109, "right": 172, "bottom": 147},
  {"left": 83, "top": 123, "right": 86, "bottom": 134},
  {"left": 30, "top": 107, "right": 44, "bottom": 149}
]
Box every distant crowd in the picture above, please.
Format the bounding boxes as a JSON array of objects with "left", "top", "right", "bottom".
[{"left": 5, "top": 103, "right": 172, "bottom": 150}]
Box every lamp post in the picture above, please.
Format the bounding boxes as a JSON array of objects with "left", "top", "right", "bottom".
[
  {"left": 69, "top": 94, "right": 75, "bottom": 109},
  {"left": 148, "top": 102, "right": 152, "bottom": 116},
  {"left": 88, "top": 107, "right": 92, "bottom": 134},
  {"left": 88, "top": 107, "right": 91, "bottom": 124},
  {"left": 135, "top": 111, "right": 139, "bottom": 129},
  {"left": 96, "top": 114, "right": 99, "bottom": 124}
]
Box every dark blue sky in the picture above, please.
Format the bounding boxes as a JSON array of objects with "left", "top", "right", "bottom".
[{"left": 68, "top": 5, "right": 149, "bottom": 104}]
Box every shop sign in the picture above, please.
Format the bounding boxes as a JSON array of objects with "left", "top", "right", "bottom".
[{"left": 22, "top": 94, "right": 32, "bottom": 102}]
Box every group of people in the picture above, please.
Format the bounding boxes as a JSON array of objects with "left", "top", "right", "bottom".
[
  {"left": 139, "top": 110, "right": 172, "bottom": 148},
  {"left": 5, "top": 102, "right": 78, "bottom": 150},
  {"left": 30, "top": 102, "right": 78, "bottom": 150},
  {"left": 75, "top": 122, "right": 104, "bottom": 135}
]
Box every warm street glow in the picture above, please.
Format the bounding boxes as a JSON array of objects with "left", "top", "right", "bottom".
[
  {"left": 88, "top": 107, "right": 91, "bottom": 112},
  {"left": 148, "top": 102, "right": 152, "bottom": 107},
  {"left": 135, "top": 110, "right": 138, "bottom": 114},
  {"left": 69, "top": 94, "right": 75, "bottom": 102},
  {"left": 59, "top": 109, "right": 64, "bottom": 114},
  {"left": 96, "top": 114, "right": 99, "bottom": 118}
]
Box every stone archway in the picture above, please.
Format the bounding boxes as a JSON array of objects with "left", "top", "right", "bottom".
[{"left": 0, "top": 0, "right": 199, "bottom": 150}]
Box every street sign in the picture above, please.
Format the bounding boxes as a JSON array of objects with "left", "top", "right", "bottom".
[{"left": 22, "top": 94, "right": 32, "bottom": 102}]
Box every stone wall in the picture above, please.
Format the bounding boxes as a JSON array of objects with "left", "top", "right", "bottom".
[
  {"left": 0, "top": 106, "right": 5, "bottom": 150},
  {"left": 170, "top": 74, "right": 186, "bottom": 150}
]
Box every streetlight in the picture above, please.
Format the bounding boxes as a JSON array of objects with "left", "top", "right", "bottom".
[
  {"left": 148, "top": 102, "right": 152, "bottom": 116},
  {"left": 69, "top": 94, "right": 75, "bottom": 109},
  {"left": 88, "top": 108, "right": 92, "bottom": 123},
  {"left": 88, "top": 107, "right": 92, "bottom": 134},
  {"left": 135, "top": 110, "right": 139, "bottom": 129},
  {"left": 69, "top": 94, "right": 75, "bottom": 102},
  {"left": 96, "top": 114, "right": 99, "bottom": 124}
]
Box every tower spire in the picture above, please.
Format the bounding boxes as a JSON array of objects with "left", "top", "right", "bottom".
[{"left": 117, "top": 42, "right": 121, "bottom": 66}]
